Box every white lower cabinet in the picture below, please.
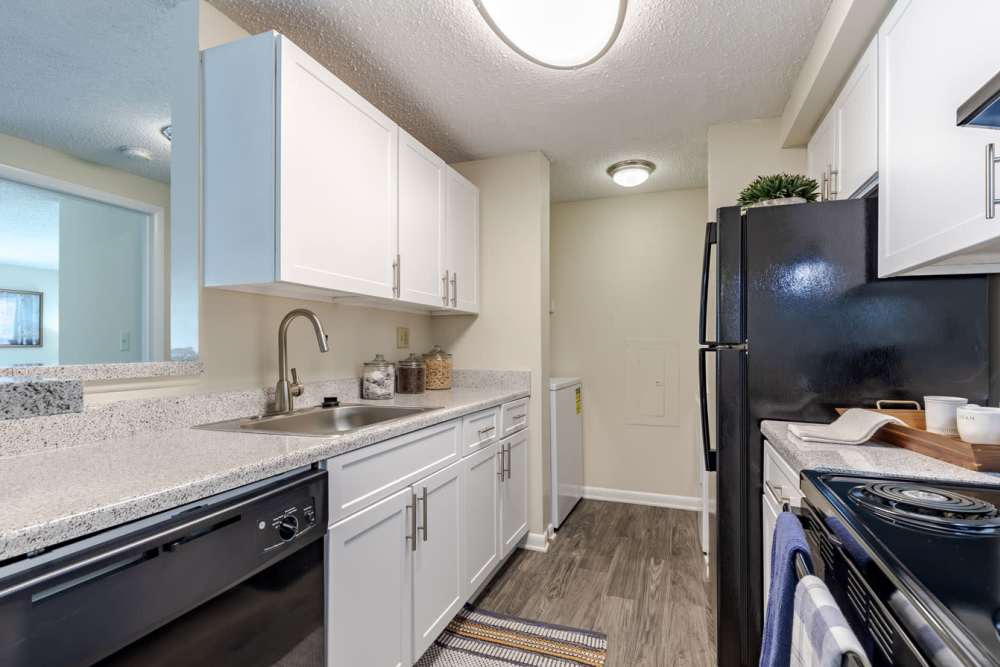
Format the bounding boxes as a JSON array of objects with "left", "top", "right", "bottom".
[
  {"left": 461, "top": 442, "right": 501, "bottom": 597},
  {"left": 499, "top": 431, "right": 529, "bottom": 557},
  {"left": 411, "top": 461, "right": 464, "bottom": 659},
  {"left": 326, "top": 398, "right": 531, "bottom": 666},
  {"left": 328, "top": 487, "right": 413, "bottom": 667}
]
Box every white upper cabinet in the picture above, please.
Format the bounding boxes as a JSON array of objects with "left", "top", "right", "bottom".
[
  {"left": 279, "top": 37, "right": 398, "bottom": 298},
  {"left": 398, "top": 129, "right": 446, "bottom": 308},
  {"left": 835, "top": 36, "right": 878, "bottom": 199},
  {"left": 204, "top": 33, "right": 397, "bottom": 299},
  {"left": 444, "top": 167, "right": 480, "bottom": 314},
  {"left": 203, "top": 32, "right": 480, "bottom": 312},
  {"left": 878, "top": 0, "right": 1000, "bottom": 276},
  {"left": 807, "top": 36, "right": 877, "bottom": 202},
  {"left": 807, "top": 111, "right": 837, "bottom": 201}
]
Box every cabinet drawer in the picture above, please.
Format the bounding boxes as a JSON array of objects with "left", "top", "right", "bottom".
[
  {"left": 500, "top": 398, "right": 529, "bottom": 438},
  {"left": 461, "top": 408, "right": 499, "bottom": 455},
  {"left": 327, "top": 420, "right": 460, "bottom": 524},
  {"left": 763, "top": 441, "right": 802, "bottom": 509}
]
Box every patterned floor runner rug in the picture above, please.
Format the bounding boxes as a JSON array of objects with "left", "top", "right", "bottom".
[{"left": 416, "top": 604, "right": 608, "bottom": 666}]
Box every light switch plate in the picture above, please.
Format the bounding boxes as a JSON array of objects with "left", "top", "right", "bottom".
[{"left": 396, "top": 326, "right": 410, "bottom": 349}]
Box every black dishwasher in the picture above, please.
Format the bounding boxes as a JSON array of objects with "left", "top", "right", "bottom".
[{"left": 0, "top": 468, "right": 327, "bottom": 667}]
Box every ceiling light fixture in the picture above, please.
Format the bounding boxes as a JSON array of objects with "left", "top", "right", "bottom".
[
  {"left": 474, "top": 0, "right": 627, "bottom": 70},
  {"left": 118, "top": 146, "right": 153, "bottom": 161},
  {"left": 607, "top": 159, "right": 655, "bottom": 187},
  {"left": 160, "top": 124, "right": 173, "bottom": 142}
]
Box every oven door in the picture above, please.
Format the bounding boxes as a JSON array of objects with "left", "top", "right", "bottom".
[{"left": 800, "top": 501, "right": 932, "bottom": 667}]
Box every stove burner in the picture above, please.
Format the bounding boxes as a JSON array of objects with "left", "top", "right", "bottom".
[{"left": 849, "top": 482, "right": 1000, "bottom": 534}]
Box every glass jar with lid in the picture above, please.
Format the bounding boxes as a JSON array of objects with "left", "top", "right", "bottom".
[
  {"left": 423, "top": 345, "right": 453, "bottom": 390},
  {"left": 397, "top": 353, "right": 426, "bottom": 394},
  {"left": 362, "top": 353, "right": 395, "bottom": 400}
]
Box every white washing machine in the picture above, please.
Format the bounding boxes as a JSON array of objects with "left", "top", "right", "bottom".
[{"left": 550, "top": 377, "right": 583, "bottom": 529}]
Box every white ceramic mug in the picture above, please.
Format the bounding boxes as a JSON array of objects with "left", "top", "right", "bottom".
[
  {"left": 924, "top": 396, "right": 968, "bottom": 435},
  {"left": 957, "top": 405, "right": 1000, "bottom": 445}
]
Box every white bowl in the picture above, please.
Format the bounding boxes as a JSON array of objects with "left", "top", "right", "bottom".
[
  {"left": 956, "top": 405, "right": 1000, "bottom": 445},
  {"left": 924, "top": 396, "right": 968, "bottom": 435}
]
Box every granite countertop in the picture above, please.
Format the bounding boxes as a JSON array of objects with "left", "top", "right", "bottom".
[
  {"left": 762, "top": 419, "right": 1000, "bottom": 486},
  {"left": 0, "top": 387, "right": 527, "bottom": 561}
]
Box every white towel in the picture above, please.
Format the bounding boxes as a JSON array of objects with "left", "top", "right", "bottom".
[
  {"left": 791, "top": 575, "right": 871, "bottom": 667},
  {"left": 788, "top": 409, "right": 903, "bottom": 446}
]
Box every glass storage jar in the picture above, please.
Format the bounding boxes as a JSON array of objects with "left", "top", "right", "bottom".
[
  {"left": 423, "top": 345, "right": 453, "bottom": 390},
  {"left": 397, "top": 353, "right": 426, "bottom": 394},
  {"left": 362, "top": 353, "right": 395, "bottom": 400}
]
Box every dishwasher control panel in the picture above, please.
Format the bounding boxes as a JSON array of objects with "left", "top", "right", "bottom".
[{"left": 257, "top": 491, "right": 320, "bottom": 553}]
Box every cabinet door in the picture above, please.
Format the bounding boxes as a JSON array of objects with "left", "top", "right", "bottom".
[
  {"left": 444, "top": 167, "right": 480, "bottom": 313},
  {"left": 277, "top": 37, "right": 399, "bottom": 298},
  {"left": 461, "top": 442, "right": 500, "bottom": 597},
  {"left": 500, "top": 431, "right": 529, "bottom": 557},
  {"left": 412, "top": 461, "right": 464, "bottom": 660},
  {"left": 761, "top": 490, "right": 780, "bottom": 614},
  {"left": 878, "top": 0, "right": 1000, "bottom": 276},
  {"left": 807, "top": 111, "right": 837, "bottom": 201},
  {"left": 328, "top": 487, "right": 413, "bottom": 667},
  {"left": 398, "top": 129, "right": 447, "bottom": 307},
  {"left": 835, "top": 36, "right": 878, "bottom": 199}
]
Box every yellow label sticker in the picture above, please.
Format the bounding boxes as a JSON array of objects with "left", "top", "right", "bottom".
[{"left": 575, "top": 387, "right": 582, "bottom": 414}]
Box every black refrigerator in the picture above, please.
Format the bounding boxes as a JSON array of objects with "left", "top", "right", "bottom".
[{"left": 697, "top": 198, "right": 991, "bottom": 667}]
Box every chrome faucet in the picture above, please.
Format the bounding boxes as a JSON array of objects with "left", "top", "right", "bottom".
[{"left": 274, "top": 309, "right": 330, "bottom": 414}]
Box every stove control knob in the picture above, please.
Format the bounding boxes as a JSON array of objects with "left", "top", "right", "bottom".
[{"left": 277, "top": 515, "right": 299, "bottom": 542}]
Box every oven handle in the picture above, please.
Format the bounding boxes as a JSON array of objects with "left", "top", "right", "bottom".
[{"left": 0, "top": 470, "right": 325, "bottom": 600}]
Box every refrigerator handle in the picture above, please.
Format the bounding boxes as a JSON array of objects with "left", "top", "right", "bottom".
[
  {"left": 699, "top": 222, "right": 718, "bottom": 346},
  {"left": 698, "top": 347, "right": 718, "bottom": 472}
]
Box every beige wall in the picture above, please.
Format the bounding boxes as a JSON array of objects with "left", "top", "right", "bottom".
[
  {"left": 550, "top": 188, "right": 707, "bottom": 499},
  {"left": 432, "top": 152, "right": 552, "bottom": 535},
  {"left": 707, "top": 118, "right": 807, "bottom": 215},
  {"left": 0, "top": 133, "right": 170, "bottom": 213}
]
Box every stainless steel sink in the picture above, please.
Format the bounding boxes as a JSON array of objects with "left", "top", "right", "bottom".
[{"left": 196, "top": 404, "right": 439, "bottom": 437}]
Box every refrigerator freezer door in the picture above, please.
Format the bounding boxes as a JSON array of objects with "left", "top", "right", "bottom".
[{"left": 550, "top": 382, "right": 583, "bottom": 528}]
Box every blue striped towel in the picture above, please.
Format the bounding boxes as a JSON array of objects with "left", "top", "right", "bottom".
[{"left": 791, "top": 575, "right": 871, "bottom": 667}]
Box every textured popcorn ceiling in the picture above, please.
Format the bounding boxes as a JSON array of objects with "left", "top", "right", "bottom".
[
  {"left": 210, "top": 0, "right": 831, "bottom": 202},
  {"left": 0, "top": 0, "right": 177, "bottom": 183}
]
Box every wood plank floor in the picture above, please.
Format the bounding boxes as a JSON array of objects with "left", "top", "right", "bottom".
[{"left": 475, "top": 500, "right": 716, "bottom": 667}]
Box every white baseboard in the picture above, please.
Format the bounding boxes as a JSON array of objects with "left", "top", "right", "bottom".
[
  {"left": 521, "top": 531, "right": 550, "bottom": 553},
  {"left": 582, "top": 486, "right": 701, "bottom": 511}
]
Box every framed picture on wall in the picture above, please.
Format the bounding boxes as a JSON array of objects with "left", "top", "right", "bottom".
[{"left": 0, "top": 289, "right": 43, "bottom": 347}]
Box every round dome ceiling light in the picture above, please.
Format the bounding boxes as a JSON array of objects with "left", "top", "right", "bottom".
[
  {"left": 474, "top": 0, "right": 627, "bottom": 70},
  {"left": 607, "top": 159, "right": 655, "bottom": 187},
  {"left": 118, "top": 146, "right": 153, "bottom": 161}
]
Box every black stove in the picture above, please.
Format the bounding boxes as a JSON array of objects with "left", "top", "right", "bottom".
[{"left": 801, "top": 470, "right": 1000, "bottom": 667}]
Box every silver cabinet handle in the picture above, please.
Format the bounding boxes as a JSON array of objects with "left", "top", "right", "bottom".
[
  {"left": 828, "top": 163, "right": 838, "bottom": 200},
  {"left": 406, "top": 490, "right": 417, "bottom": 551},
  {"left": 497, "top": 450, "right": 505, "bottom": 481},
  {"left": 478, "top": 425, "right": 495, "bottom": 438},
  {"left": 987, "top": 143, "right": 1000, "bottom": 219},
  {"left": 441, "top": 270, "right": 449, "bottom": 305},
  {"left": 417, "top": 486, "right": 428, "bottom": 542},
  {"left": 392, "top": 255, "right": 401, "bottom": 298},
  {"left": 450, "top": 272, "right": 457, "bottom": 307},
  {"left": 504, "top": 443, "right": 512, "bottom": 479},
  {"left": 512, "top": 413, "right": 527, "bottom": 423},
  {"left": 765, "top": 480, "right": 790, "bottom": 507},
  {"left": 820, "top": 170, "right": 828, "bottom": 201}
]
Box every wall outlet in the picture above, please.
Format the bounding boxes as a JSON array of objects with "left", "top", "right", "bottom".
[
  {"left": 119, "top": 330, "right": 131, "bottom": 352},
  {"left": 396, "top": 326, "right": 410, "bottom": 349}
]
